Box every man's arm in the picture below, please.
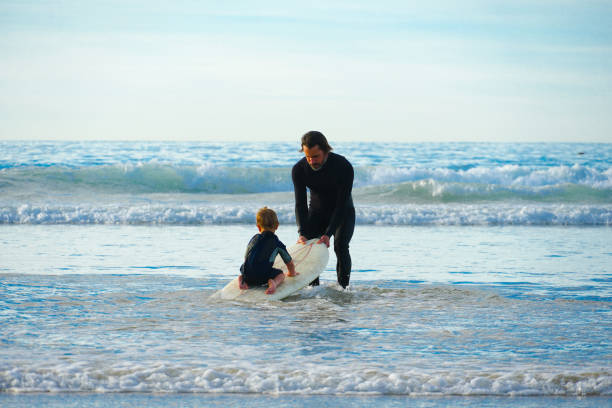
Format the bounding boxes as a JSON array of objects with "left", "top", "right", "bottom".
[
  {"left": 324, "top": 159, "right": 354, "bottom": 238},
  {"left": 292, "top": 162, "right": 309, "bottom": 237}
]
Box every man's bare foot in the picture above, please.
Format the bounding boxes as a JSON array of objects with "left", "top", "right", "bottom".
[
  {"left": 238, "top": 276, "right": 249, "bottom": 290},
  {"left": 265, "top": 278, "right": 277, "bottom": 295}
]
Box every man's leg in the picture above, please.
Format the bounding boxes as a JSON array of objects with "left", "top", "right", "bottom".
[{"left": 334, "top": 207, "right": 355, "bottom": 289}]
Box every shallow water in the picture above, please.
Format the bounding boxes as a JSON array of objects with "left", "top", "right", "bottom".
[
  {"left": 1, "top": 225, "right": 610, "bottom": 399},
  {"left": 0, "top": 394, "right": 609, "bottom": 408}
]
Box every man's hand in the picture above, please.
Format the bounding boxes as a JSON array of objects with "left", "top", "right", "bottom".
[{"left": 317, "top": 235, "right": 330, "bottom": 248}]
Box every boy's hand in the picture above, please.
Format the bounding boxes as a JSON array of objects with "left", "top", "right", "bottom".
[
  {"left": 238, "top": 275, "right": 249, "bottom": 290},
  {"left": 286, "top": 261, "right": 298, "bottom": 277}
]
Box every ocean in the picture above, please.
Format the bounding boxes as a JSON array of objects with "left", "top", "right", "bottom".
[{"left": 1, "top": 141, "right": 611, "bottom": 407}]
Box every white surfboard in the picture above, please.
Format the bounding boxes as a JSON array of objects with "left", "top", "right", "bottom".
[{"left": 212, "top": 239, "right": 329, "bottom": 301}]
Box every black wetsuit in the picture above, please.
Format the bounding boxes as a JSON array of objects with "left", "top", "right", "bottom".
[
  {"left": 292, "top": 152, "right": 355, "bottom": 288},
  {"left": 240, "top": 231, "right": 292, "bottom": 287}
]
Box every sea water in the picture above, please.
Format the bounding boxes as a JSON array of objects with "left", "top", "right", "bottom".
[{"left": 0, "top": 141, "right": 611, "bottom": 407}]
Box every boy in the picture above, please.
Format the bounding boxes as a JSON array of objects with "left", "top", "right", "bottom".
[{"left": 239, "top": 207, "right": 297, "bottom": 295}]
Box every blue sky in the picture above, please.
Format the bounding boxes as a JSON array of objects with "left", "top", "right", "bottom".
[{"left": 1, "top": 1, "right": 611, "bottom": 142}]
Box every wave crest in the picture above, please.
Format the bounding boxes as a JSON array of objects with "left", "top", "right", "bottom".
[
  {"left": 2, "top": 204, "right": 610, "bottom": 225},
  {"left": 358, "top": 164, "right": 612, "bottom": 189},
  {"left": 1, "top": 164, "right": 611, "bottom": 198}
]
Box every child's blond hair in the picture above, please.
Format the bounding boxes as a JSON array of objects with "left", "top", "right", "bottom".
[{"left": 256, "top": 207, "right": 279, "bottom": 231}]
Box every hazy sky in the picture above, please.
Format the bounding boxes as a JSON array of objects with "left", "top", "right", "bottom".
[{"left": 1, "top": 1, "right": 611, "bottom": 142}]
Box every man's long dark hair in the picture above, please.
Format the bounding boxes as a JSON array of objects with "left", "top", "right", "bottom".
[{"left": 300, "top": 131, "right": 333, "bottom": 153}]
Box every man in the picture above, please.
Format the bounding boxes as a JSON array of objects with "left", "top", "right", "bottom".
[{"left": 292, "top": 130, "right": 355, "bottom": 288}]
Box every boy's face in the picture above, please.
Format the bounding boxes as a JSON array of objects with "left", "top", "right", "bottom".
[{"left": 303, "top": 145, "right": 328, "bottom": 170}]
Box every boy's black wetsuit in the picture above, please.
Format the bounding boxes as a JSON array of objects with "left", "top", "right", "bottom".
[
  {"left": 240, "top": 231, "right": 292, "bottom": 287},
  {"left": 292, "top": 152, "right": 355, "bottom": 288}
]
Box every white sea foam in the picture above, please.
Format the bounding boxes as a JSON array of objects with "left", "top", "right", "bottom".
[
  {"left": 2, "top": 203, "right": 610, "bottom": 225},
  {"left": 359, "top": 164, "right": 612, "bottom": 189},
  {"left": 357, "top": 204, "right": 612, "bottom": 226},
  {"left": 1, "top": 363, "right": 609, "bottom": 396}
]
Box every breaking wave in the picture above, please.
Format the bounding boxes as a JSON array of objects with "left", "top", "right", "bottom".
[
  {"left": 1, "top": 163, "right": 610, "bottom": 198},
  {"left": 1, "top": 362, "right": 609, "bottom": 396},
  {"left": 2, "top": 203, "right": 611, "bottom": 225}
]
